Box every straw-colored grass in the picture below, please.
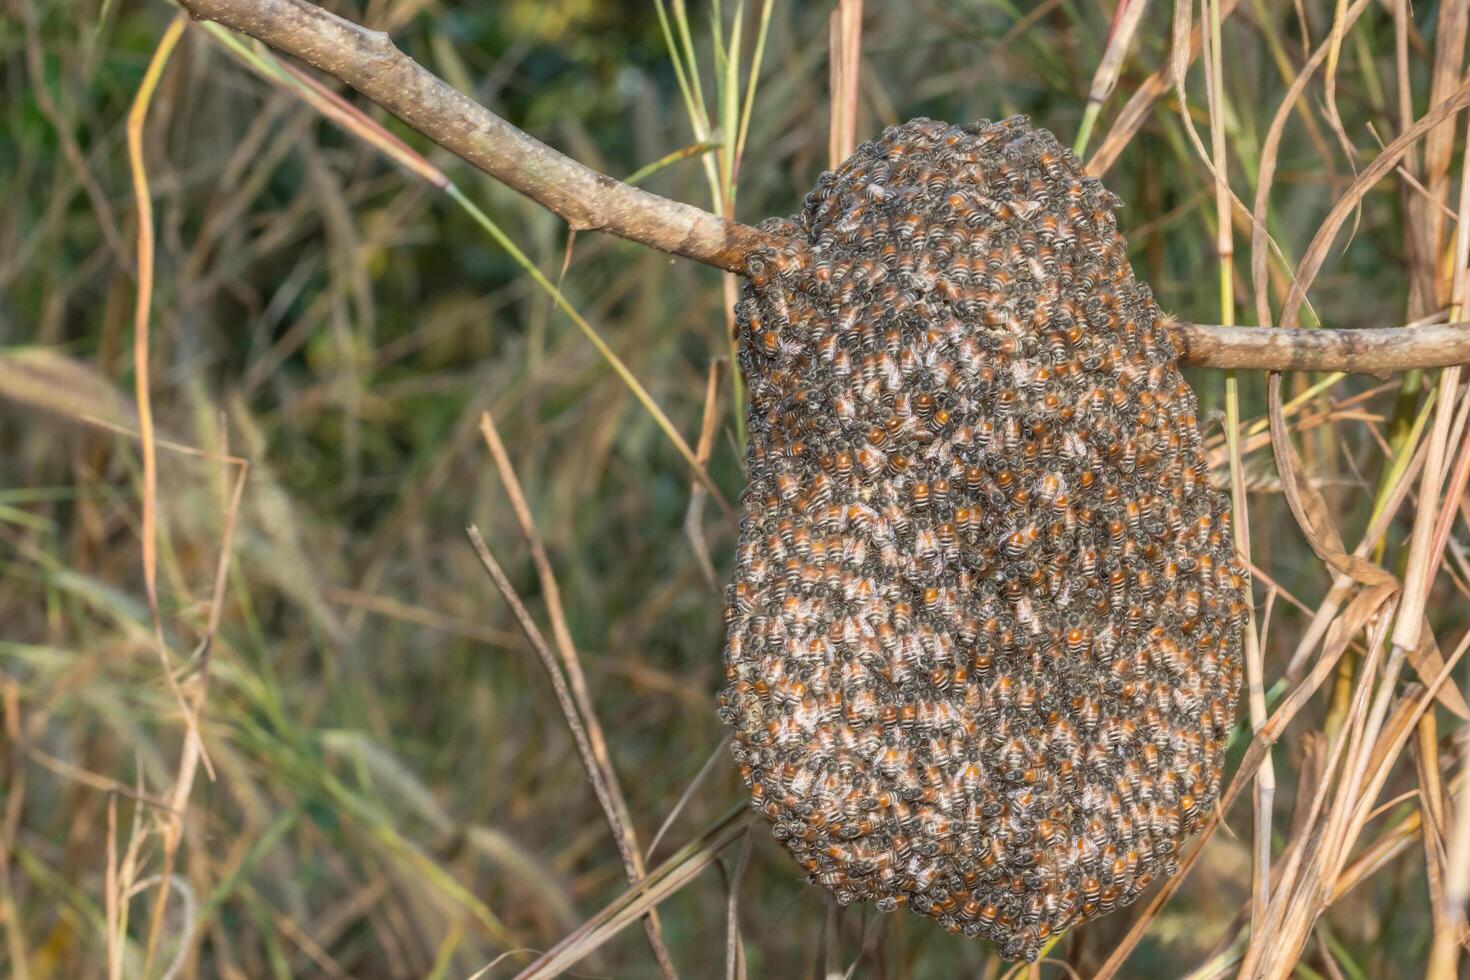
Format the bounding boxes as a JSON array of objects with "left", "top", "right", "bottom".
[{"left": 3, "top": 2, "right": 1470, "bottom": 977}]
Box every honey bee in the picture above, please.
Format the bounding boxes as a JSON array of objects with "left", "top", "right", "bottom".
[{"left": 722, "top": 115, "right": 1243, "bottom": 960}]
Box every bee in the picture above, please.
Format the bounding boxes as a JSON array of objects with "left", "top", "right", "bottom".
[
  {"left": 1123, "top": 605, "right": 1146, "bottom": 637},
  {"left": 1034, "top": 471, "right": 1064, "bottom": 505},
  {"left": 722, "top": 116, "right": 1245, "bottom": 956},
  {"left": 1005, "top": 525, "right": 1036, "bottom": 560},
  {"left": 935, "top": 522, "right": 958, "bottom": 557},
  {"left": 1119, "top": 439, "right": 1139, "bottom": 472}
]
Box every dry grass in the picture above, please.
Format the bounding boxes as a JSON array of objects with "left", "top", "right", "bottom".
[{"left": 3, "top": 1, "right": 1470, "bottom": 977}]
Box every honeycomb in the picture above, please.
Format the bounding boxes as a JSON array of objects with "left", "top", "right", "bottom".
[{"left": 718, "top": 117, "right": 1247, "bottom": 961}]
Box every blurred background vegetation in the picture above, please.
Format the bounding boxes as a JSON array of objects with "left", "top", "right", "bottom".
[{"left": 3, "top": 0, "right": 1469, "bottom": 976}]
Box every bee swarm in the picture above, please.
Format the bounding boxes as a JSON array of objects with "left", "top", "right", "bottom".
[{"left": 719, "top": 117, "right": 1248, "bottom": 961}]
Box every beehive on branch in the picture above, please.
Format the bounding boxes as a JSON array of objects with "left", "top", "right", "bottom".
[{"left": 720, "top": 117, "right": 1248, "bottom": 961}]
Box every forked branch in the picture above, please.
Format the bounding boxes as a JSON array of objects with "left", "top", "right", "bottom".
[{"left": 179, "top": 0, "right": 1470, "bottom": 374}]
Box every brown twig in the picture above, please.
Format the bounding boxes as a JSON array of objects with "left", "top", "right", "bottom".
[
  {"left": 177, "top": 0, "right": 774, "bottom": 272},
  {"left": 178, "top": 0, "right": 1470, "bottom": 374},
  {"left": 1172, "top": 321, "right": 1470, "bottom": 372}
]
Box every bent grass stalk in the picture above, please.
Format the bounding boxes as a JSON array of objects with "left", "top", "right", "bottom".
[{"left": 200, "top": 23, "right": 728, "bottom": 511}]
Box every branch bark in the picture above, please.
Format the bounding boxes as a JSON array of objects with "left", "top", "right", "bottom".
[
  {"left": 1171, "top": 321, "right": 1470, "bottom": 372},
  {"left": 179, "top": 0, "right": 776, "bottom": 272},
  {"left": 180, "top": 0, "right": 1470, "bottom": 375}
]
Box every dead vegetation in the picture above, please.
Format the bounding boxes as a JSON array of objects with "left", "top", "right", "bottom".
[{"left": 3, "top": 1, "right": 1470, "bottom": 977}]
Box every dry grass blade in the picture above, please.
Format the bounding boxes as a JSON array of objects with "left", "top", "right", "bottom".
[
  {"left": 477, "top": 411, "right": 677, "bottom": 978},
  {"left": 1429, "top": 384, "right": 1470, "bottom": 565},
  {"left": 1418, "top": 0, "right": 1468, "bottom": 314},
  {"left": 510, "top": 805, "right": 753, "bottom": 980},
  {"left": 1415, "top": 711, "right": 1451, "bottom": 951},
  {"left": 1234, "top": 610, "right": 1396, "bottom": 978},
  {"left": 1389, "top": 363, "right": 1463, "bottom": 648},
  {"left": 465, "top": 525, "right": 672, "bottom": 975},
  {"left": 723, "top": 828, "right": 752, "bottom": 980},
  {"left": 1410, "top": 627, "right": 1470, "bottom": 722},
  {"left": 125, "top": 15, "right": 219, "bottom": 974},
  {"left": 1417, "top": 381, "right": 1470, "bottom": 979},
  {"left": 452, "top": 186, "right": 729, "bottom": 512},
  {"left": 1279, "top": 404, "right": 1430, "bottom": 689},
  {"left": 321, "top": 586, "right": 520, "bottom": 648},
  {"left": 1432, "top": 715, "right": 1470, "bottom": 976},
  {"left": 1197, "top": 0, "right": 1275, "bottom": 935},
  {"left": 126, "top": 12, "right": 188, "bottom": 712},
  {"left": 0, "top": 347, "right": 139, "bottom": 429},
  {"left": 1073, "top": 0, "right": 1150, "bottom": 157},
  {"left": 1086, "top": 0, "right": 1241, "bottom": 176},
  {"left": 1281, "top": 80, "right": 1470, "bottom": 329},
  {"left": 1, "top": 684, "right": 29, "bottom": 980},
  {"left": 820, "top": 894, "right": 841, "bottom": 980},
  {"left": 1268, "top": 374, "right": 1400, "bottom": 586},
  {"left": 1317, "top": 0, "right": 1362, "bottom": 209},
  {"left": 274, "top": 59, "right": 449, "bottom": 188},
  {"left": 1341, "top": 634, "right": 1470, "bottom": 977},
  {"left": 202, "top": 22, "right": 451, "bottom": 189},
  {"left": 109, "top": 774, "right": 153, "bottom": 980},
  {"left": 102, "top": 794, "right": 116, "bottom": 980},
  {"left": 684, "top": 359, "right": 728, "bottom": 590},
  {"left": 646, "top": 734, "right": 732, "bottom": 862},
  {"left": 1249, "top": 0, "right": 1373, "bottom": 328},
  {"left": 828, "top": 0, "right": 863, "bottom": 169}
]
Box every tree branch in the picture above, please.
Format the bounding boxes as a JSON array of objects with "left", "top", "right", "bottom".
[
  {"left": 179, "top": 0, "right": 1470, "bottom": 375},
  {"left": 178, "top": 0, "right": 776, "bottom": 272},
  {"left": 1171, "top": 321, "right": 1470, "bottom": 373}
]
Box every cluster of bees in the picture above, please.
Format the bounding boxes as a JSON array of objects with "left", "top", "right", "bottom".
[{"left": 719, "top": 117, "right": 1247, "bottom": 961}]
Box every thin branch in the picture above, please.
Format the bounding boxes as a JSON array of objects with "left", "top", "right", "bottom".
[
  {"left": 179, "top": 0, "right": 1470, "bottom": 374},
  {"left": 178, "top": 0, "right": 777, "bottom": 272},
  {"left": 1172, "top": 321, "right": 1470, "bottom": 372}
]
